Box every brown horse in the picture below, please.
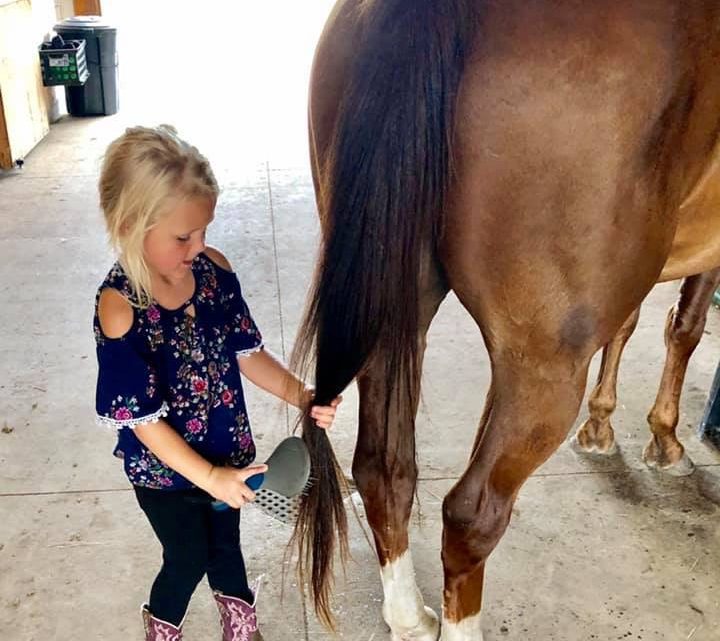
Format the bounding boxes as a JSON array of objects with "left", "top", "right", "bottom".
[
  {"left": 290, "top": 1, "right": 720, "bottom": 639},
  {"left": 573, "top": 267, "right": 720, "bottom": 473}
]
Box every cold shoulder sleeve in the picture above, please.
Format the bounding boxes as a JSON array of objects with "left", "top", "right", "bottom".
[
  {"left": 94, "top": 316, "right": 168, "bottom": 430},
  {"left": 222, "top": 270, "right": 264, "bottom": 358}
]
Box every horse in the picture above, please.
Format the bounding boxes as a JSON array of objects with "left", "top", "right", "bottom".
[
  {"left": 290, "top": 2, "right": 720, "bottom": 639},
  {"left": 573, "top": 267, "right": 720, "bottom": 472}
]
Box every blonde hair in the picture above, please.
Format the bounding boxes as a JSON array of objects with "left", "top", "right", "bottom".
[{"left": 99, "top": 124, "right": 219, "bottom": 308}]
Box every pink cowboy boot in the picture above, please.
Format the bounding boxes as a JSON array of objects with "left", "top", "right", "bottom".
[
  {"left": 141, "top": 604, "right": 184, "bottom": 641},
  {"left": 213, "top": 591, "right": 264, "bottom": 641}
]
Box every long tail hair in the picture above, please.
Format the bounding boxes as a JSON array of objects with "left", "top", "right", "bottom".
[{"left": 291, "top": 0, "right": 475, "bottom": 627}]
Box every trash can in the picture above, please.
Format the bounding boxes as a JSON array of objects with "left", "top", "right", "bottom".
[{"left": 54, "top": 16, "right": 118, "bottom": 116}]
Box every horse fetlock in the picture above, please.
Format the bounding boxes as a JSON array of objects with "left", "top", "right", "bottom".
[
  {"left": 439, "top": 612, "right": 484, "bottom": 641},
  {"left": 381, "top": 552, "right": 438, "bottom": 641},
  {"left": 386, "top": 606, "right": 440, "bottom": 641},
  {"left": 646, "top": 407, "right": 680, "bottom": 436},
  {"left": 587, "top": 395, "right": 617, "bottom": 419}
]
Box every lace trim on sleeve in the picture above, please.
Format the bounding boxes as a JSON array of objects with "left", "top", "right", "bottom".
[
  {"left": 95, "top": 401, "right": 169, "bottom": 430},
  {"left": 236, "top": 343, "right": 264, "bottom": 358}
]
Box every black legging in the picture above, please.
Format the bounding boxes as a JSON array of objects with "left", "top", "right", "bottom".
[{"left": 134, "top": 486, "right": 253, "bottom": 626}]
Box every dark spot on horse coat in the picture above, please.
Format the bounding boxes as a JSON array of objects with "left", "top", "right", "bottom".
[{"left": 560, "top": 306, "right": 597, "bottom": 351}]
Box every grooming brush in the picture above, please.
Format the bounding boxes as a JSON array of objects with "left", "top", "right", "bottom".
[{"left": 212, "top": 436, "right": 312, "bottom": 525}]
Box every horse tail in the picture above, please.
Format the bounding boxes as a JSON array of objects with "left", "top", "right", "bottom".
[{"left": 291, "top": 0, "right": 475, "bottom": 627}]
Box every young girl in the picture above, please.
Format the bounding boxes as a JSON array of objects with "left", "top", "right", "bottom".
[{"left": 93, "top": 125, "right": 340, "bottom": 641}]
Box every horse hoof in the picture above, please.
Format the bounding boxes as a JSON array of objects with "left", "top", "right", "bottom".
[
  {"left": 643, "top": 449, "right": 695, "bottom": 477},
  {"left": 569, "top": 434, "right": 618, "bottom": 456},
  {"left": 390, "top": 606, "right": 440, "bottom": 641}
]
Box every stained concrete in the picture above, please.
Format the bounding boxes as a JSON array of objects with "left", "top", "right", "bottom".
[{"left": 1, "top": 3, "right": 719, "bottom": 640}]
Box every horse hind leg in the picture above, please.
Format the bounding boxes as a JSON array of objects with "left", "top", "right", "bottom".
[
  {"left": 571, "top": 306, "right": 641, "bottom": 455},
  {"left": 353, "top": 260, "right": 448, "bottom": 641},
  {"left": 438, "top": 200, "right": 671, "bottom": 639},
  {"left": 642, "top": 268, "right": 720, "bottom": 476},
  {"left": 439, "top": 337, "right": 591, "bottom": 641}
]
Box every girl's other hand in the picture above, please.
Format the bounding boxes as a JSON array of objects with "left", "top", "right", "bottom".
[
  {"left": 310, "top": 396, "right": 342, "bottom": 430},
  {"left": 207, "top": 463, "right": 268, "bottom": 508}
]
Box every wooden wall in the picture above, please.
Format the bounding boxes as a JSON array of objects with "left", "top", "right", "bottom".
[
  {"left": 73, "top": 0, "right": 100, "bottom": 15},
  {"left": 0, "top": 0, "right": 53, "bottom": 169}
]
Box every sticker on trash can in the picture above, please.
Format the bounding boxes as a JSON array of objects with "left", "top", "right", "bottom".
[{"left": 49, "top": 55, "right": 70, "bottom": 67}]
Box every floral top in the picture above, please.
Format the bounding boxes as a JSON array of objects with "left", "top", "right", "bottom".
[{"left": 94, "top": 252, "right": 263, "bottom": 490}]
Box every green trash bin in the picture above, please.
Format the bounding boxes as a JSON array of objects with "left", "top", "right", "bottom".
[{"left": 54, "top": 16, "right": 119, "bottom": 116}]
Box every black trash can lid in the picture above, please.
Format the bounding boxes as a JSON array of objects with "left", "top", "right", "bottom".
[{"left": 55, "top": 15, "right": 115, "bottom": 32}]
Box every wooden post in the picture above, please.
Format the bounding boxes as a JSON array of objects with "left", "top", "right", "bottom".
[
  {"left": 0, "top": 91, "right": 12, "bottom": 170},
  {"left": 73, "top": 0, "right": 101, "bottom": 16}
]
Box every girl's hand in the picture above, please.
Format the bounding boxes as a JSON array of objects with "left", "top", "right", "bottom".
[
  {"left": 206, "top": 463, "right": 268, "bottom": 508},
  {"left": 310, "top": 396, "right": 343, "bottom": 430}
]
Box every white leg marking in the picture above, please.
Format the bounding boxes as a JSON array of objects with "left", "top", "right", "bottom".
[
  {"left": 380, "top": 551, "right": 439, "bottom": 641},
  {"left": 439, "top": 611, "right": 484, "bottom": 641}
]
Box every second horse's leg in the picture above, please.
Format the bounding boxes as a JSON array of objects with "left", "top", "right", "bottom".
[
  {"left": 643, "top": 268, "right": 720, "bottom": 475},
  {"left": 572, "top": 307, "right": 641, "bottom": 455}
]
